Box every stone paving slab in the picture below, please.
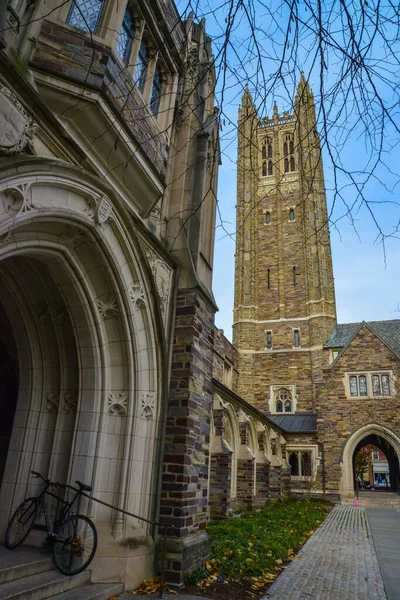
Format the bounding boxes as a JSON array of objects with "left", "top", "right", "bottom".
[
  {"left": 367, "top": 508, "right": 400, "bottom": 600},
  {"left": 262, "top": 505, "right": 386, "bottom": 599}
]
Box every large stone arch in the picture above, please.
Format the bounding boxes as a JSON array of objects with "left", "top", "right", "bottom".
[
  {"left": 0, "top": 159, "right": 171, "bottom": 586},
  {"left": 340, "top": 423, "right": 400, "bottom": 501}
]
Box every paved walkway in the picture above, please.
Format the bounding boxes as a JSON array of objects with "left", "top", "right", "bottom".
[
  {"left": 367, "top": 508, "right": 400, "bottom": 600},
  {"left": 262, "top": 505, "right": 386, "bottom": 599}
]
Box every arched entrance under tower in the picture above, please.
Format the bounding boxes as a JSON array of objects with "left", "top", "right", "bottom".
[{"left": 340, "top": 424, "right": 400, "bottom": 501}]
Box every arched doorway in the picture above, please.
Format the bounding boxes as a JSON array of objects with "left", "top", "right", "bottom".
[
  {"left": 353, "top": 435, "right": 398, "bottom": 492},
  {"left": 341, "top": 424, "right": 400, "bottom": 500},
  {"left": 0, "top": 161, "right": 167, "bottom": 586}
]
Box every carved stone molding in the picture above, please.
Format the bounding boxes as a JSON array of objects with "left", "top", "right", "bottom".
[
  {"left": 59, "top": 226, "right": 86, "bottom": 250},
  {"left": 5, "top": 183, "right": 35, "bottom": 217},
  {"left": 0, "top": 230, "right": 14, "bottom": 246},
  {"left": 129, "top": 281, "right": 146, "bottom": 310},
  {"left": 50, "top": 301, "right": 67, "bottom": 325},
  {"left": 45, "top": 392, "right": 59, "bottom": 413},
  {"left": 61, "top": 391, "right": 78, "bottom": 414},
  {"left": 37, "top": 304, "right": 51, "bottom": 324},
  {"left": 145, "top": 247, "right": 172, "bottom": 319},
  {"left": 96, "top": 294, "right": 119, "bottom": 319},
  {"left": 108, "top": 392, "right": 127, "bottom": 416},
  {"left": 0, "top": 84, "right": 33, "bottom": 155},
  {"left": 96, "top": 195, "right": 113, "bottom": 228},
  {"left": 140, "top": 393, "right": 155, "bottom": 419}
]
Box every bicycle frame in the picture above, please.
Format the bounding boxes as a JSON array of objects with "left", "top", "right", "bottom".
[{"left": 34, "top": 480, "right": 83, "bottom": 537}]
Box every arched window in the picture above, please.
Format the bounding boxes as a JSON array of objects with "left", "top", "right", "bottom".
[
  {"left": 289, "top": 208, "right": 295, "bottom": 221},
  {"left": 268, "top": 160, "right": 273, "bottom": 175},
  {"left": 275, "top": 388, "right": 293, "bottom": 413},
  {"left": 283, "top": 134, "right": 296, "bottom": 173},
  {"left": 262, "top": 161, "right": 267, "bottom": 176},
  {"left": 262, "top": 142, "right": 266, "bottom": 159},
  {"left": 262, "top": 139, "right": 273, "bottom": 175},
  {"left": 265, "top": 212, "right": 271, "bottom": 225},
  {"left": 268, "top": 141, "right": 272, "bottom": 158}
]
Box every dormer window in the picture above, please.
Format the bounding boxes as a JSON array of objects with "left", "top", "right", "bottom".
[{"left": 67, "top": 0, "right": 104, "bottom": 33}]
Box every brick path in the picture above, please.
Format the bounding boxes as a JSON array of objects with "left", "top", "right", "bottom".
[{"left": 262, "top": 505, "right": 386, "bottom": 600}]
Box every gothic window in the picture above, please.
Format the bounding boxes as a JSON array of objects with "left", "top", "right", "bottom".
[
  {"left": 265, "top": 212, "right": 271, "bottom": 225},
  {"left": 288, "top": 450, "right": 314, "bottom": 478},
  {"left": 135, "top": 39, "right": 149, "bottom": 93},
  {"left": 293, "top": 329, "right": 300, "bottom": 348},
  {"left": 261, "top": 139, "right": 273, "bottom": 175},
  {"left": 283, "top": 134, "right": 296, "bottom": 172},
  {"left": 301, "top": 452, "right": 312, "bottom": 476},
  {"left": 67, "top": 0, "right": 103, "bottom": 33},
  {"left": 268, "top": 140, "right": 273, "bottom": 158},
  {"left": 268, "top": 160, "right": 273, "bottom": 175},
  {"left": 266, "top": 331, "right": 272, "bottom": 349},
  {"left": 149, "top": 65, "right": 162, "bottom": 115},
  {"left": 262, "top": 162, "right": 267, "bottom": 176},
  {"left": 289, "top": 208, "right": 295, "bottom": 221},
  {"left": 262, "top": 142, "right": 266, "bottom": 159},
  {"left": 267, "top": 268, "right": 271, "bottom": 289},
  {"left": 275, "top": 388, "right": 292, "bottom": 413},
  {"left": 117, "top": 8, "right": 135, "bottom": 62},
  {"left": 289, "top": 452, "right": 299, "bottom": 476}
]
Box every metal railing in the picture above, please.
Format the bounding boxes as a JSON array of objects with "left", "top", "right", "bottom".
[{"left": 61, "top": 483, "right": 175, "bottom": 599}]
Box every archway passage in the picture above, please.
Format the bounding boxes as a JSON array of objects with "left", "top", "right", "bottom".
[
  {"left": 0, "top": 302, "right": 18, "bottom": 489},
  {"left": 353, "top": 434, "right": 399, "bottom": 493}
]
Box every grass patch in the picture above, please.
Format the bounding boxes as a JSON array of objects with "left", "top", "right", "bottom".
[{"left": 187, "top": 499, "right": 331, "bottom": 597}]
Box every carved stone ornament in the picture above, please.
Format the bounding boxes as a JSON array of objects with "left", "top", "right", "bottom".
[
  {"left": 5, "top": 182, "right": 35, "bottom": 217},
  {"left": 45, "top": 392, "right": 59, "bottom": 413},
  {"left": 0, "top": 230, "right": 13, "bottom": 246},
  {"left": 129, "top": 281, "right": 146, "bottom": 310},
  {"left": 146, "top": 248, "right": 171, "bottom": 318},
  {"left": 0, "top": 84, "right": 33, "bottom": 155},
  {"left": 62, "top": 391, "right": 78, "bottom": 414},
  {"left": 96, "top": 294, "right": 119, "bottom": 319},
  {"left": 108, "top": 392, "right": 127, "bottom": 416},
  {"left": 140, "top": 393, "right": 155, "bottom": 419},
  {"left": 59, "top": 226, "right": 86, "bottom": 250},
  {"left": 96, "top": 195, "right": 113, "bottom": 227}
]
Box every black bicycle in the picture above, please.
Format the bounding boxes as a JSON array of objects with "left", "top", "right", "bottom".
[{"left": 5, "top": 471, "right": 98, "bottom": 576}]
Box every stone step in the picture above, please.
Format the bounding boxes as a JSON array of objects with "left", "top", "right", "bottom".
[
  {"left": 46, "top": 583, "right": 124, "bottom": 600},
  {"left": 0, "top": 568, "right": 90, "bottom": 600},
  {"left": 0, "top": 546, "right": 53, "bottom": 584}
]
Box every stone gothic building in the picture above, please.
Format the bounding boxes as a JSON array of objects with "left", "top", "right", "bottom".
[
  {"left": 234, "top": 77, "right": 400, "bottom": 504},
  {"left": 0, "top": 0, "right": 290, "bottom": 591}
]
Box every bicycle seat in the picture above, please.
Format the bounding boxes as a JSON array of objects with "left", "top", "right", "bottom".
[{"left": 76, "top": 480, "right": 92, "bottom": 492}]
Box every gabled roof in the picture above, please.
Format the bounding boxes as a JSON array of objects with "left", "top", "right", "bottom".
[{"left": 325, "top": 319, "right": 400, "bottom": 359}]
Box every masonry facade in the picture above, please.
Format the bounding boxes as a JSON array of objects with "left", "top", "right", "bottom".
[{"left": 233, "top": 78, "right": 400, "bottom": 503}]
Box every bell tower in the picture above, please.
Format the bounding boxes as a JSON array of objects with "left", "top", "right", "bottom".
[{"left": 233, "top": 76, "right": 337, "bottom": 413}]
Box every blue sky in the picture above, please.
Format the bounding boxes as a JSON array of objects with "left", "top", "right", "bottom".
[{"left": 177, "top": 1, "right": 400, "bottom": 339}]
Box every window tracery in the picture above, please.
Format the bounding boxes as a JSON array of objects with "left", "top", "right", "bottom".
[
  {"left": 283, "top": 133, "right": 296, "bottom": 173},
  {"left": 261, "top": 138, "right": 273, "bottom": 176},
  {"left": 275, "top": 388, "right": 293, "bottom": 413}
]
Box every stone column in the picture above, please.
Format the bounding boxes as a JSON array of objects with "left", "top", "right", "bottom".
[{"left": 159, "top": 288, "right": 215, "bottom": 584}]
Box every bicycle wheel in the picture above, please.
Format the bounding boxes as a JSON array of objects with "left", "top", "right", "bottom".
[
  {"left": 5, "top": 497, "right": 38, "bottom": 549},
  {"left": 52, "top": 514, "right": 97, "bottom": 576}
]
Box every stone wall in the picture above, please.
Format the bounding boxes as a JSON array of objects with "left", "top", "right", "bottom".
[{"left": 317, "top": 326, "right": 400, "bottom": 498}]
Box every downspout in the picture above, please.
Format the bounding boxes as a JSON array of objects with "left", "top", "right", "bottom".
[{"left": 317, "top": 441, "right": 326, "bottom": 497}]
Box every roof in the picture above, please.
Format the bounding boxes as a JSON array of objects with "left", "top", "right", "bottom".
[
  {"left": 267, "top": 414, "right": 317, "bottom": 433},
  {"left": 325, "top": 320, "right": 400, "bottom": 358}
]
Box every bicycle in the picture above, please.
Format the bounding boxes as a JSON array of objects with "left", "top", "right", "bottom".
[{"left": 5, "top": 470, "right": 98, "bottom": 576}]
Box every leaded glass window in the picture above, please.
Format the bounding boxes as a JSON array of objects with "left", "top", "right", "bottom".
[
  {"left": 262, "top": 161, "right": 267, "bottom": 176},
  {"left": 276, "top": 400, "right": 283, "bottom": 413},
  {"left": 349, "top": 376, "right": 358, "bottom": 397},
  {"left": 265, "top": 212, "right": 271, "bottom": 224},
  {"left": 284, "top": 400, "right": 292, "bottom": 412},
  {"left": 135, "top": 39, "right": 148, "bottom": 93},
  {"left": 267, "top": 141, "right": 272, "bottom": 158},
  {"left": 266, "top": 331, "right": 272, "bottom": 349},
  {"left": 359, "top": 375, "right": 367, "bottom": 396},
  {"left": 268, "top": 160, "right": 273, "bottom": 175},
  {"left": 262, "top": 143, "right": 266, "bottom": 159},
  {"left": 301, "top": 452, "right": 312, "bottom": 476},
  {"left": 283, "top": 134, "right": 295, "bottom": 172},
  {"left": 372, "top": 375, "right": 381, "bottom": 396},
  {"left": 67, "top": 0, "right": 103, "bottom": 33},
  {"left": 381, "top": 374, "right": 390, "bottom": 396},
  {"left": 117, "top": 9, "right": 135, "bottom": 63},
  {"left": 149, "top": 65, "right": 162, "bottom": 115},
  {"left": 289, "top": 452, "right": 299, "bottom": 476}
]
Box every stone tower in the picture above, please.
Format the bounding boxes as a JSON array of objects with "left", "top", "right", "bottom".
[{"left": 233, "top": 76, "right": 337, "bottom": 414}]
